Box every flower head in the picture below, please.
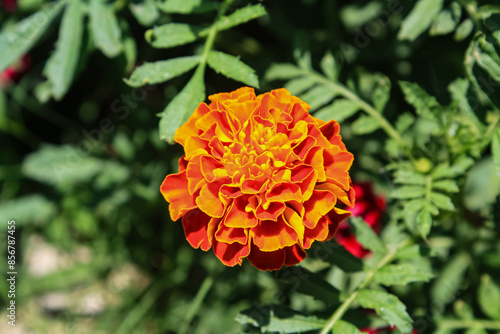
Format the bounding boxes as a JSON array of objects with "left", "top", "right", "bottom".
[
  {"left": 161, "top": 87, "right": 355, "bottom": 271},
  {"left": 336, "top": 182, "right": 386, "bottom": 258}
]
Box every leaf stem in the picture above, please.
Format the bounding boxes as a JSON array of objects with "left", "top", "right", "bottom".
[
  {"left": 311, "top": 73, "right": 407, "bottom": 148},
  {"left": 178, "top": 275, "right": 214, "bottom": 334},
  {"left": 319, "top": 239, "right": 413, "bottom": 334}
]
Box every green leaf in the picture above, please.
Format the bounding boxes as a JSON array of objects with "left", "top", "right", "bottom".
[
  {"left": 350, "top": 217, "right": 387, "bottom": 255},
  {"left": 145, "top": 23, "right": 206, "bottom": 49},
  {"left": 351, "top": 115, "right": 380, "bottom": 135},
  {"left": 403, "top": 198, "right": 427, "bottom": 215},
  {"left": 320, "top": 51, "right": 339, "bottom": 81},
  {"left": 284, "top": 76, "right": 316, "bottom": 96},
  {"left": 266, "top": 63, "right": 303, "bottom": 81},
  {"left": 430, "top": 9, "right": 457, "bottom": 36},
  {"left": 281, "top": 267, "right": 339, "bottom": 304},
  {"left": 474, "top": 47, "right": 500, "bottom": 82},
  {"left": 448, "top": 78, "right": 483, "bottom": 132},
  {"left": 332, "top": 320, "right": 361, "bottom": 334},
  {"left": 372, "top": 75, "right": 391, "bottom": 112},
  {"left": 129, "top": 0, "right": 159, "bottom": 27},
  {"left": 159, "top": 68, "right": 205, "bottom": 142},
  {"left": 417, "top": 204, "right": 433, "bottom": 238},
  {"left": 492, "top": 128, "right": 500, "bottom": 177},
  {"left": 207, "top": 50, "right": 259, "bottom": 87},
  {"left": 394, "top": 168, "right": 427, "bottom": 185},
  {"left": 399, "top": 81, "right": 439, "bottom": 118},
  {"left": 431, "top": 253, "right": 470, "bottom": 312},
  {"left": 0, "top": 0, "right": 66, "bottom": 72},
  {"left": 216, "top": 4, "right": 267, "bottom": 32},
  {"left": 398, "top": 0, "right": 444, "bottom": 41},
  {"left": 478, "top": 275, "right": 500, "bottom": 320},
  {"left": 39, "top": 0, "right": 84, "bottom": 100},
  {"left": 300, "top": 85, "right": 337, "bottom": 110},
  {"left": 374, "top": 263, "right": 434, "bottom": 286},
  {"left": 89, "top": 0, "right": 123, "bottom": 57},
  {"left": 314, "top": 99, "right": 359, "bottom": 123},
  {"left": 391, "top": 186, "right": 426, "bottom": 199},
  {"left": 454, "top": 18, "right": 474, "bottom": 41},
  {"left": 0, "top": 194, "right": 56, "bottom": 226},
  {"left": 432, "top": 156, "right": 474, "bottom": 179},
  {"left": 313, "top": 241, "right": 364, "bottom": 273},
  {"left": 125, "top": 56, "right": 201, "bottom": 87},
  {"left": 432, "top": 179, "right": 459, "bottom": 193},
  {"left": 236, "top": 305, "right": 325, "bottom": 333},
  {"left": 22, "top": 145, "right": 104, "bottom": 186},
  {"left": 430, "top": 192, "right": 455, "bottom": 211},
  {"left": 356, "top": 290, "right": 413, "bottom": 333},
  {"left": 464, "top": 157, "right": 500, "bottom": 211},
  {"left": 157, "top": 0, "right": 214, "bottom": 14},
  {"left": 396, "top": 113, "right": 415, "bottom": 133}
]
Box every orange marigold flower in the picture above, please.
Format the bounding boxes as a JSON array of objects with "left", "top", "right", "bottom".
[{"left": 160, "top": 87, "right": 355, "bottom": 271}]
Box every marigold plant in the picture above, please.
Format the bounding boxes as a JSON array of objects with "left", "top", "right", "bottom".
[{"left": 161, "top": 87, "right": 355, "bottom": 270}]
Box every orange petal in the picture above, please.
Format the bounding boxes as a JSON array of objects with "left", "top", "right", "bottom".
[
  {"left": 160, "top": 170, "right": 196, "bottom": 221},
  {"left": 303, "top": 190, "right": 337, "bottom": 229},
  {"left": 325, "top": 207, "right": 351, "bottom": 241},
  {"left": 324, "top": 150, "right": 354, "bottom": 190},
  {"left": 215, "top": 220, "right": 248, "bottom": 245},
  {"left": 224, "top": 196, "right": 259, "bottom": 228},
  {"left": 196, "top": 181, "right": 226, "bottom": 218},
  {"left": 241, "top": 178, "right": 269, "bottom": 194},
  {"left": 213, "top": 238, "right": 250, "bottom": 266},
  {"left": 320, "top": 119, "right": 346, "bottom": 150},
  {"left": 255, "top": 200, "right": 286, "bottom": 221},
  {"left": 200, "top": 156, "right": 227, "bottom": 182},
  {"left": 251, "top": 216, "right": 298, "bottom": 252},
  {"left": 174, "top": 102, "right": 211, "bottom": 146},
  {"left": 266, "top": 182, "right": 302, "bottom": 203},
  {"left": 182, "top": 209, "right": 216, "bottom": 251},
  {"left": 186, "top": 156, "right": 206, "bottom": 195},
  {"left": 293, "top": 135, "right": 317, "bottom": 160},
  {"left": 303, "top": 216, "right": 329, "bottom": 249},
  {"left": 247, "top": 242, "right": 285, "bottom": 271},
  {"left": 305, "top": 147, "right": 326, "bottom": 182},
  {"left": 283, "top": 207, "right": 305, "bottom": 245},
  {"left": 315, "top": 181, "right": 354, "bottom": 207}
]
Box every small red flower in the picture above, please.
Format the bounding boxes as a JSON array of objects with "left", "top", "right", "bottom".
[
  {"left": 2, "top": 0, "right": 17, "bottom": 11},
  {"left": 0, "top": 55, "right": 30, "bottom": 88},
  {"left": 161, "top": 87, "right": 355, "bottom": 271},
  {"left": 335, "top": 182, "right": 386, "bottom": 258},
  {"left": 361, "top": 326, "right": 417, "bottom": 334}
]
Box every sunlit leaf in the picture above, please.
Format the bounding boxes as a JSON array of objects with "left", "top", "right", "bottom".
[
  {"left": 398, "top": 0, "right": 444, "bottom": 41},
  {"left": 351, "top": 115, "right": 380, "bottom": 135},
  {"left": 0, "top": 194, "right": 56, "bottom": 226},
  {"left": 216, "top": 4, "right": 267, "bottom": 31},
  {"left": 145, "top": 23, "right": 207, "bottom": 49},
  {"left": 315, "top": 99, "right": 359, "bottom": 122},
  {"left": 478, "top": 274, "right": 500, "bottom": 320},
  {"left": 129, "top": 0, "right": 159, "bottom": 27},
  {"left": 207, "top": 50, "right": 259, "bottom": 87},
  {"left": 332, "top": 320, "right": 361, "bottom": 334},
  {"left": 374, "top": 263, "right": 434, "bottom": 286},
  {"left": 266, "top": 63, "right": 303, "bottom": 81},
  {"left": 89, "top": 0, "right": 123, "bottom": 57}
]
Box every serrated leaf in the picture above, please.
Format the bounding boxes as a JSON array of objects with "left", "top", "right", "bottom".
[
  {"left": 40, "top": 0, "right": 84, "bottom": 100},
  {"left": 454, "top": 18, "right": 474, "bottom": 41},
  {"left": 300, "top": 85, "right": 337, "bottom": 110},
  {"left": 431, "top": 253, "right": 470, "bottom": 312},
  {"left": 320, "top": 51, "right": 338, "bottom": 81},
  {"left": 478, "top": 275, "right": 500, "bottom": 320},
  {"left": 125, "top": 56, "right": 201, "bottom": 87},
  {"left": 22, "top": 145, "right": 104, "bottom": 186},
  {"left": 129, "top": 0, "right": 159, "bottom": 27},
  {"left": 284, "top": 76, "right": 316, "bottom": 95},
  {"left": 448, "top": 78, "right": 482, "bottom": 132},
  {"left": 374, "top": 263, "right": 434, "bottom": 286},
  {"left": 417, "top": 204, "right": 433, "bottom": 238},
  {"left": 430, "top": 9, "right": 457, "bottom": 36},
  {"left": 0, "top": 194, "right": 56, "bottom": 226},
  {"left": 314, "top": 99, "right": 359, "bottom": 123},
  {"left": 159, "top": 68, "right": 205, "bottom": 142},
  {"left": 207, "top": 50, "right": 259, "bottom": 87},
  {"left": 356, "top": 290, "right": 413, "bottom": 333},
  {"left": 432, "top": 179, "right": 459, "bottom": 193},
  {"left": 432, "top": 156, "right": 474, "bottom": 179},
  {"left": 399, "top": 81, "right": 439, "bottom": 118},
  {"left": 430, "top": 192, "right": 455, "bottom": 210},
  {"left": 216, "top": 4, "right": 267, "bottom": 31},
  {"left": 0, "top": 0, "right": 66, "bottom": 72},
  {"left": 352, "top": 115, "right": 380, "bottom": 135},
  {"left": 266, "top": 63, "right": 303, "bottom": 81},
  {"left": 394, "top": 168, "right": 426, "bottom": 185},
  {"left": 236, "top": 305, "right": 325, "bottom": 333},
  {"left": 396, "top": 113, "right": 415, "bottom": 133},
  {"left": 89, "top": 0, "right": 122, "bottom": 57},
  {"left": 492, "top": 128, "right": 500, "bottom": 177},
  {"left": 281, "top": 267, "right": 339, "bottom": 304},
  {"left": 392, "top": 186, "right": 426, "bottom": 199},
  {"left": 372, "top": 75, "right": 391, "bottom": 112},
  {"left": 332, "top": 320, "right": 360, "bottom": 334},
  {"left": 398, "top": 0, "right": 444, "bottom": 41},
  {"left": 157, "top": 0, "right": 214, "bottom": 13},
  {"left": 145, "top": 23, "right": 207, "bottom": 49},
  {"left": 350, "top": 217, "right": 387, "bottom": 255},
  {"left": 403, "top": 198, "right": 427, "bottom": 215}
]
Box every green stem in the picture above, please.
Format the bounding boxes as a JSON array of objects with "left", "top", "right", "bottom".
[
  {"left": 311, "top": 73, "right": 407, "bottom": 148},
  {"left": 439, "top": 319, "right": 500, "bottom": 330},
  {"left": 319, "top": 239, "right": 413, "bottom": 334},
  {"left": 178, "top": 276, "right": 214, "bottom": 334}
]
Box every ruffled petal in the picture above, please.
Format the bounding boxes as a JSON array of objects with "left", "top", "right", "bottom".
[
  {"left": 161, "top": 170, "right": 196, "bottom": 221},
  {"left": 247, "top": 243, "right": 286, "bottom": 271}
]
